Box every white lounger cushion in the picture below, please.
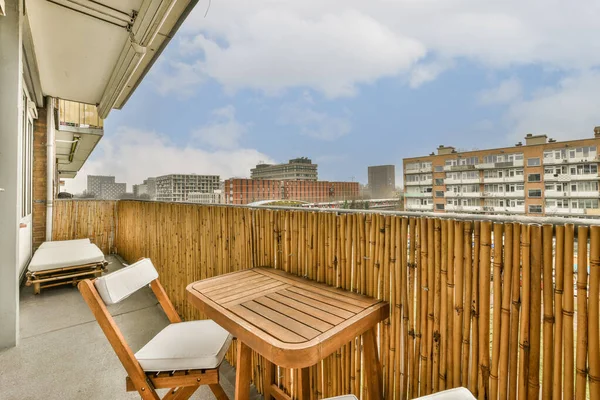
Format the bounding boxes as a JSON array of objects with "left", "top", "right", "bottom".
[
  {"left": 135, "top": 320, "right": 233, "bottom": 372},
  {"left": 416, "top": 388, "right": 476, "bottom": 399},
  {"left": 323, "top": 396, "right": 358, "bottom": 400},
  {"left": 39, "top": 238, "right": 91, "bottom": 249},
  {"left": 28, "top": 243, "right": 105, "bottom": 272},
  {"left": 95, "top": 258, "right": 158, "bottom": 305}
]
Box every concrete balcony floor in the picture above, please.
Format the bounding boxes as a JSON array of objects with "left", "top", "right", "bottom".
[{"left": 0, "top": 256, "right": 260, "bottom": 400}]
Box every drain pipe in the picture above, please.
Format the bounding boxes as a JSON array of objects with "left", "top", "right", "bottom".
[{"left": 46, "top": 97, "right": 54, "bottom": 241}]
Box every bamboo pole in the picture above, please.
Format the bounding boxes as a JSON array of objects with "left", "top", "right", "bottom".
[
  {"left": 383, "top": 215, "right": 392, "bottom": 399},
  {"left": 453, "top": 220, "right": 464, "bottom": 388},
  {"left": 433, "top": 219, "right": 442, "bottom": 393},
  {"left": 508, "top": 223, "right": 521, "bottom": 400},
  {"left": 470, "top": 221, "right": 480, "bottom": 396},
  {"left": 490, "top": 223, "right": 503, "bottom": 399},
  {"left": 564, "top": 223, "right": 575, "bottom": 399},
  {"left": 517, "top": 224, "right": 531, "bottom": 400},
  {"left": 499, "top": 223, "right": 513, "bottom": 400},
  {"left": 426, "top": 218, "right": 435, "bottom": 395},
  {"left": 527, "top": 225, "right": 542, "bottom": 400},
  {"left": 479, "top": 220, "right": 492, "bottom": 400},
  {"left": 541, "top": 224, "right": 554, "bottom": 400},
  {"left": 401, "top": 217, "right": 409, "bottom": 399},
  {"left": 575, "top": 226, "right": 588, "bottom": 400},
  {"left": 461, "top": 221, "right": 472, "bottom": 388},
  {"left": 447, "top": 218, "right": 456, "bottom": 390},
  {"left": 419, "top": 217, "right": 429, "bottom": 396},
  {"left": 409, "top": 217, "right": 418, "bottom": 398},
  {"left": 552, "top": 224, "right": 565, "bottom": 399},
  {"left": 440, "top": 219, "right": 449, "bottom": 391},
  {"left": 589, "top": 226, "right": 600, "bottom": 399}
]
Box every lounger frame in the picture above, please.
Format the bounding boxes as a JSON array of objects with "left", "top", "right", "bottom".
[
  {"left": 26, "top": 261, "right": 108, "bottom": 294},
  {"left": 78, "top": 276, "right": 228, "bottom": 400}
]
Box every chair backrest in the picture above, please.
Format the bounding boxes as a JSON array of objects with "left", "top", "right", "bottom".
[{"left": 95, "top": 258, "right": 158, "bottom": 305}]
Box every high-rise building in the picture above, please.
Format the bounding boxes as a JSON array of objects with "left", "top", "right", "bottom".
[
  {"left": 403, "top": 130, "right": 600, "bottom": 217},
  {"left": 368, "top": 165, "right": 396, "bottom": 198},
  {"left": 86, "top": 175, "right": 114, "bottom": 197},
  {"left": 133, "top": 178, "right": 157, "bottom": 199},
  {"left": 100, "top": 183, "right": 126, "bottom": 200},
  {"left": 155, "top": 174, "right": 220, "bottom": 202},
  {"left": 250, "top": 157, "right": 318, "bottom": 181},
  {"left": 224, "top": 178, "right": 359, "bottom": 204},
  {"left": 86, "top": 175, "right": 126, "bottom": 199}
]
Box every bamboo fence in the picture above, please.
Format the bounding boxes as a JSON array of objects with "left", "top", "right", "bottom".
[{"left": 52, "top": 200, "right": 600, "bottom": 400}]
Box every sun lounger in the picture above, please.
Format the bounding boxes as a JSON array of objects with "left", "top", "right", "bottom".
[{"left": 26, "top": 240, "right": 108, "bottom": 294}]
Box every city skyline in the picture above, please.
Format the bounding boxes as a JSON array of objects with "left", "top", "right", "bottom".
[{"left": 63, "top": 1, "right": 600, "bottom": 195}]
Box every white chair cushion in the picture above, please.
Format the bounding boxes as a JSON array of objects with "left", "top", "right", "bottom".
[
  {"left": 416, "top": 387, "right": 476, "bottom": 399},
  {"left": 28, "top": 243, "right": 105, "bottom": 272},
  {"left": 39, "top": 238, "right": 91, "bottom": 249},
  {"left": 94, "top": 258, "right": 158, "bottom": 305},
  {"left": 323, "top": 396, "right": 358, "bottom": 400},
  {"left": 135, "top": 320, "right": 233, "bottom": 372}
]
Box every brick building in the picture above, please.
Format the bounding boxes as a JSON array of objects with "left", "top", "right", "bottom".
[
  {"left": 403, "top": 131, "right": 600, "bottom": 217},
  {"left": 224, "top": 178, "right": 359, "bottom": 205}
]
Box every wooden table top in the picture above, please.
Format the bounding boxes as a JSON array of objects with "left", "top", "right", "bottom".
[{"left": 186, "top": 267, "right": 389, "bottom": 368}]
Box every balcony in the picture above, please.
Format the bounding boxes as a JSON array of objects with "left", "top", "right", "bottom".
[
  {"left": 482, "top": 190, "right": 525, "bottom": 198},
  {"left": 445, "top": 192, "right": 482, "bottom": 198},
  {"left": 404, "top": 191, "right": 433, "bottom": 198},
  {"left": 444, "top": 177, "right": 481, "bottom": 185},
  {"left": 405, "top": 203, "right": 434, "bottom": 210},
  {"left": 405, "top": 179, "right": 432, "bottom": 186},
  {"left": 544, "top": 156, "right": 599, "bottom": 165},
  {"left": 4, "top": 199, "right": 600, "bottom": 399}
]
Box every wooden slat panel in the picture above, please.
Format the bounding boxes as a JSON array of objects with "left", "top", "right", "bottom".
[
  {"left": 229, "top": 305, "right": 307, "bottom": 343},
  {"left": 221, "top": 284, "right": 291, "bottom": 308},
  {"left": 210, "top": 281, "right": 286, "bottom": 302},
  {"left": 266, "top": 292, "right": 345, "bottom": 326},
  {"left": 285, "top": 286, "right": 363, "bottom": 313},
  {"left": 202, "top": 274, "right": 273, "bottom": 294},
  {"left": 191, "top": 270, "right": 257, "bottom": 291},
  {"left": 207, "top": 277, "right": 279, "bottom": 300},
  {"left": 243, "top": 300, "right": 321, "bottom": 340},
  {"left": 277, "top": 289, "right": 354, "bottom": 319},
  {"left": 254, "top": 296, "right": 334, "bottom": 333}
]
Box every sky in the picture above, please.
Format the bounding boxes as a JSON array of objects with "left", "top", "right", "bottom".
[{"left": 65, "top": 0, "right": 600, "bottom": 194}]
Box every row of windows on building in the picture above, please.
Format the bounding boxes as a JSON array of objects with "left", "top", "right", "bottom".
[
  {"left": 407, "top": 198, "right": 600, "bottom": 213},
  {"left": 406, "top": 147, "right": 599, "bottom": 172}
]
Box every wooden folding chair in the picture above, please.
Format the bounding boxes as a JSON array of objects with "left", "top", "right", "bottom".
[{"left": 79, "top": 258, "right": 232, "bottom": 400}]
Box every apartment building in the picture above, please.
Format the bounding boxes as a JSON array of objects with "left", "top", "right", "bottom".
[
  {"left": 368, "top": 165, "right": 396, "bottom": 198},
  {"left": 403, "top": 130, "right": 600, "bottom": 217},
  {"left": 133, "top": 177, "right": 157, "bottom": 199},
  {"left": 99, "top": 182, "right": 126, "bottom": 200},
  {"left": 188, "top": 191, "right": 224, "bottom": 204},
  {"left": 86, "top": 175, "right": 114, "bottom": 197},
  {"left": 155, "top": 174, "right": 220, "bottom": 202},
  {"left": 250, "top": 157, "right": 318, "bottom": 181},
  {"left": 224, "top": 178, "right": 359, "bottom": 205}
]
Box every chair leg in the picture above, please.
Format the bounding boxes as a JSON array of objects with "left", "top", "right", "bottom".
[
  {"left": 162, "top": 386, "right": 198, "bottom": 400},
  {"left": 209, "top": 383, "right": 229, "bottom": 400}
]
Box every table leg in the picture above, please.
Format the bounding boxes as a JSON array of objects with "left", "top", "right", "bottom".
[
  {"left": 263, "top": 359, "right": 275, "bottom": 400},
  {"left": 297, "top": 367, "right": 310, "bottom": 400},
  {"left": 363, "top": 327, "right": 383, "bottom": 399},
  {"left": 235, "top": 340, "right": 252, "bottom": 400}
]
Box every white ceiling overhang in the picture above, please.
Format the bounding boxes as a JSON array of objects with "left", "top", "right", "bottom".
[
  {"left": 55, "top": 127, "right": 103, "bottom": 179},
  {"left": 26, "top": 0, "right": 197, "bottom": 117}
]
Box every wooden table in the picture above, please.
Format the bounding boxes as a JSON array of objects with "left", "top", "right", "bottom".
[{"left": 186, "top": 267, "right": 389, "bottom": 400}]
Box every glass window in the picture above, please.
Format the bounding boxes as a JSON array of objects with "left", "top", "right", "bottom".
[
  {"left": 436, "top": 203, "right": 445, "bottom": 210},
  {"left": 529, "top": 205, "right": 543, "bottom": 214},
  {"left": 435, "top": 191, "right": 444, "bottom": 197},
  {"left": 527, "top": 158, "right": 541, "bottom": 166},
  {"left": 434, "top": 166, "right": 444, "bottom": 172},
  {"left": 528, "top": 189, "right": 542, "bottom": 198},
  {"left": 435, "top": 178, "right": 444, "bottom": 185},
  {"left": 528, "top": 174, "right": 541, "bottom": 182}
]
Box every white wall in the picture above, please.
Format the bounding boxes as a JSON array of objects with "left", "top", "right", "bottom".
[{"left": 0, "top": 0, "right": 24, "bottom": 349}]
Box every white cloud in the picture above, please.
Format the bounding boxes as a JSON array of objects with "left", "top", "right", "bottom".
[
  {"left": 192, "top": 105, "right": 247, "bottom": 149},
  {"left": 279, "top": 102, "right": 352, "bottom": 141},
  {"left": 478, "top": 78, "right": 522, "bottom": 105},
  {"left": 152, "top": 60, "right": 205, "bottom": 97},
  {"left": 63, "top": 127, "right": 272, "bottom": 194},
  {"left": 505, "top": 71, "right": 600, "bottom": 142},
  {"left": 154, "top": 0, "right": 600, "bottom": 96}
]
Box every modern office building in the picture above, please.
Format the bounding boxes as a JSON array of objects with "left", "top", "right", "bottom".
[
  {"left": 224, "top": 178, "right": 359, "bottom": 205},
  {"left": 100, "top": 182, "right": 126, "bottom": 200},
  {"left": 403, "top": 130, "right": 600, "bottom": 217},
  {"left": 250, "top": 157, "right": 318, "bottom": 181},
  {"left": 86, "top": 175, "right": 114, "bottom": 197},
  {"left": 368, "top": 165, "right": 396, "bottom": 198},
  {"left": 133, "top": 177, "right": 157, "bottom": 199},
  {"left": 155, "top": 174, "right": 220, "bottom": 202}
]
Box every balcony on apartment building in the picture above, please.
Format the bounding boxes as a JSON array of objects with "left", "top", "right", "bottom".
[
  {"left": 482, "top": 175, "right": 524, "bottom": 184},
  {"left": 545, "top": 190, "right": 600, "bottom": 198},
  {"left": 404, "top": 191, "right": 433, "bottom": 198},
  {"left": 405, "top": 179, "right": 433, "bottom": 186},
  {"left": 444, "top": 191, "right": 482, "bottom": 198},
  {"left": 481, "top": 190, "right": 525, "bottom": 198},
  {"left": 445, "top": 204, "right": 483, "bottom": 212},
  {"left": 444, "top": 177, "right": 481, "bottom": 185}
]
